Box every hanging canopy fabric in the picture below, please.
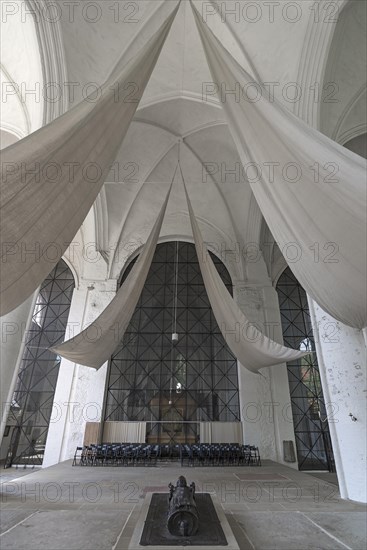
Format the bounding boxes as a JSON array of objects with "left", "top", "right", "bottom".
[
  {"left": 0, "top": 3, "right": 180, "bottom": 318},
  {"left": 183, "top": 178, "right": 309, "bottom": 373},
  {"left": 51, "top": 183, "right": 172, "bottom": 369},
  {"left": 191, "top": 3, "right": 367, "bottom": 330}
]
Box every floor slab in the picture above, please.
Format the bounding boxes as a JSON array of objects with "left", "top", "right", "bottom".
[
  {"left": 0, "top": 509, "right": 38, "bottom": 534},
  {"left": 0, "top": 509, "right": 131, "bottom": 550},
  {"left": 232, "top": 511, "right": 348, "bottom": 550},
  {"left": 0, "top": 460, "right": 365, "bottom": 550},
  {"left": 304, "top": 511, "right": 367, "bottom": 549}
]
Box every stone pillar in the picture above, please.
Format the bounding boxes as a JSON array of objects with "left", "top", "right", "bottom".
[
  {"left": 43, "top": 279, "right": 117, "bottom": 467},
  {"left": 0, "top": 293, "right": 37, "bottom": 442},
  {"left": 308, "top": 298, "right": 367, "bottom": 503},
  {"left": 234, "top": 282, "right": 297, "bottom": 466},
  {"left": 263, "top": 285, "right": 299, "bottom": 468}
]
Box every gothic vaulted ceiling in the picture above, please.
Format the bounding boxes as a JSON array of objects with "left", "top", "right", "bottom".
[{"left": 2, "top": 0, "right": 366, "bottom": 284}]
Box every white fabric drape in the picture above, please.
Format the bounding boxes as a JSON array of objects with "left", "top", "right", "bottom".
[
  {"left": 211, "top": 422, "right": 243, "bottom": 444},
  {"left": 183, "top": 179, "right": 309, "bottom": 373},
  {"left": 0, "top": 4, "right": 179, "bottom": 317},
  {"left": 103, "top": 421, "right": 146, "bottom": 443},
  {"left": 199, "top": 423, "right": 243, "bottom": 444},
  {"left": 199, "top": 422, "right": 212, "bottom": 443},
  {"left": 51, "top": 184, "right": 172, "bottom": 369},
  {"left": 191, "top": 3, "right": 367, "bottom": 330}
]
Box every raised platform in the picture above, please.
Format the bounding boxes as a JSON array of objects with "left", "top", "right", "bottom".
[{"left": 129, "top": 493, "right": 239, "bottom": 550}]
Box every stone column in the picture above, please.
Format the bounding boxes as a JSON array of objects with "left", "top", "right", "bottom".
[
  {"left": 263, "top": 285, "right": 299, "bottom": 468},
  {"left": 43, "top": 279, "right": 117, "bottom": 467},
  {"left": 308, "top": 298, "right": 367, "bottom": 503},
  {"left": 0, "top": 293, "right": 37, "bottom": 442},
  {"left": 233, "top": 282, "right": 297, "bottom": 466}
]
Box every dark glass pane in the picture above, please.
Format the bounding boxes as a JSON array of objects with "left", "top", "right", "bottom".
[
  {"left": 276, "top": 267, "right": 334, "bottom": 471},
  {"left": 5, "top": 260, "right": 75, "bottom": 466},
  {"left": 105, "top": 242, "right": 240, "bottom": 442}
]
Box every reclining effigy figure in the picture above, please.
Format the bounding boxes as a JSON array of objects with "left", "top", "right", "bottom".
[{"left": 167, "top": 476, "right": 199, "bottom": 537}]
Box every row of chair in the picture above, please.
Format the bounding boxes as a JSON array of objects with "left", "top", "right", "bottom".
[
  {"left": 180, "top": 444, "right": 261, "bottom": 466},
  {"left": 73, "top": 443, "right": 160, "bottom": 467},
  {"left": 72, "top": 443, "right": 261, "bottom": 467}
]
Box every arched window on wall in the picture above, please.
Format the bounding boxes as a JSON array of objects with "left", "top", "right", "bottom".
[
  {"left": 3, "top": 260, "right": 75, "bottom": 467},
  {"left": 276, "top": 267, "right": 334, "bottom": 471},
  {"left": 104, "top": 242, "right": 240, "bottom": 445}
]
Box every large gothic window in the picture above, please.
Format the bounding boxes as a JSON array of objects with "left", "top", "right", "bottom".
[
  {"left": 4, "top": 260, "right": 75, "bottom": 466},
  {"left": 104, "top": 242, "right": 240, "bottom": 444},
  {"left": 277, "top": 268, "right": 334, "bottom": 471}
]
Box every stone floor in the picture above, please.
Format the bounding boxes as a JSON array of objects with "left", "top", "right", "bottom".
[{"left": 0, "top": 460, "right": 366, "bottom": 550}]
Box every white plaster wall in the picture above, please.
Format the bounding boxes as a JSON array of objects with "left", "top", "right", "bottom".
[
  {"left": 0, "top": 0, "right": 44, "bottom": 135},
  {"left": 320, "top": 0, "right": 367, "bottom": 140},
  {"left": 43, "top": 287, "right": 87, "bottom": 467},
  {"left": 61, "top": 363, "right": 108, "bottom": 462},
  {"left": 43, "top": 280, "right": 116, "bottom": 467},
  {"left": 234, "top": 277, "right": 297, "bottom": 464},
  {"left": 238, "top": 364, "right": 277, "bottom": 460},
  {"left": 344, "top": 133, "right": 367, "bottom": 159},
  {"left": 308, "top": 299, "right": 367, "bottom": 503}
]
